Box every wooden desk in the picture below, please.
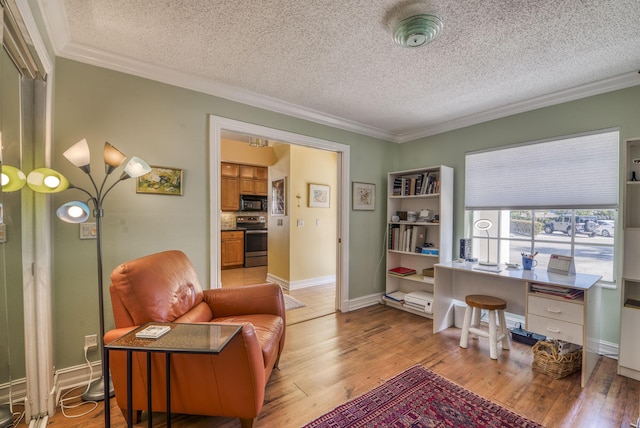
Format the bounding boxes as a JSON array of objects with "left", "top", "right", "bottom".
[{"left": 434, "top": 261, "right": 601, "bottom": 387}]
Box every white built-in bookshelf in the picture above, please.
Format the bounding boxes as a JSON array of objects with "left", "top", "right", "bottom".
[
  {"left": 619, "top": 138, "right": 640, "bottom": 381},
  {"left": 382, "top": 166, "right": 453, "bottom": 318}
]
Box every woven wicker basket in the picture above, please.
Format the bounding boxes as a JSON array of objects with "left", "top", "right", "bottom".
[{"left": 532, "top": 340, "right": 582, "bottom": 379}]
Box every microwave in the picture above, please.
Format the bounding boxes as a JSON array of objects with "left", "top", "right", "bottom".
[{"left": 240, "top": 195, "right": 267, "bottom": 211}]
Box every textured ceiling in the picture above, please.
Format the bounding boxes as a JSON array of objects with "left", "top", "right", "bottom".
[{"left": 42, "top": 0, "right": 640, "bottom": 142}]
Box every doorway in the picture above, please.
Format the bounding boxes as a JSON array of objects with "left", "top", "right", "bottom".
[{"left": 209, "top": 116, "right": 350, "bottom": 317}]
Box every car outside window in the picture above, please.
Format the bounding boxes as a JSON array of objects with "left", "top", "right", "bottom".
[{"left": 470, "top": 209, "right": 616, "bottom": 284}]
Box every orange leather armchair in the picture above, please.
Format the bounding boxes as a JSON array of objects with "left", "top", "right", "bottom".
[{"left": 104, "top": 250, "right": 285, "bottom": 428}]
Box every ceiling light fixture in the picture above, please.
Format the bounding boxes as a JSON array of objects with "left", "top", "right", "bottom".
[
  {"left": 249, "top": 137, "right": 268, "bottom": 148},
  {"left": 393, "top": 14, "right": 443, "bottom": 48}
]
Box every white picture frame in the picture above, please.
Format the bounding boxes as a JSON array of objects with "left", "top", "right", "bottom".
[
  {"left": 352, "top": 182, "right": 375, "bottom": 211},
  {"left": 271, "top": 177, "right": 286, "bottom": 216},
  {"left": 309, "top": 183, "right": 330, "bottom": 208}
]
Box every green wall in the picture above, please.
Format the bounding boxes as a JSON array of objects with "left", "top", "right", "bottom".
[
  {"left": 397, "top": 84, "right": 640, "bottom": 345},
  {"left": 52, "top": 58, "right": 394, "bottom": 368},
  {"left": 52, "top": 56, "right": 639, "bottom": 370}
]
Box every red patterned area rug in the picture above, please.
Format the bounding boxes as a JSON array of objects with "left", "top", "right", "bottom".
[{"left": 303, "top": 365, "right": 544, "bottom": 427}]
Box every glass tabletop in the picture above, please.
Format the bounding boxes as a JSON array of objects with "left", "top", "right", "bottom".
[{"left": 105, "top": 322, "right": 243, "bottom": 354}]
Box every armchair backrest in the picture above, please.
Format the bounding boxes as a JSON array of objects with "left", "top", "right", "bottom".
[{"left": 110, "top": 250, "right": 205, "bottom": 327}]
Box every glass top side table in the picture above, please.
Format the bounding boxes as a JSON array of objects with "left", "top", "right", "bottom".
[{"left": 104, "top": 322, "right": 243, "bottom": 427}]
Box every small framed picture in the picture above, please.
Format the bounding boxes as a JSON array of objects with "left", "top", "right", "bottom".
[
  {"left": 309, "top": 183, "right": 330, "bottom": 208},
  {"left": 271, "top": 177, "right": 286, "bottom": 216},
  {"left": 352, "top": 182, "right": 375, "bottom": 211},
  {"left": 136, "top": 166, "right": 183, "bottom": 195},
  {"left": 0, "top": 224, "right": 6, "bottom": 243}
]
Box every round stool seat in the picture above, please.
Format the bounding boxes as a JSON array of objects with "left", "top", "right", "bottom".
[
  {"left": 465, "top": 294, "right": 506, "bottom": 311},
  {"left": 460, "top": 294, "right": 510, "bottom": 360}
]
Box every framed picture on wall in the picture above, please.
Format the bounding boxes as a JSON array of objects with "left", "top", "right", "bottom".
[
  {"left": 136, "top": 166, "right": 183, "bottom": 195},
  {"left": 309, "top": 183, "right": 330, "bottom": 208},
  {"left": 271, "top": 177, "right": 286, "bottom": 216},
  {"left": 352, "top": 182, "right": 375, "bottom": 211}
]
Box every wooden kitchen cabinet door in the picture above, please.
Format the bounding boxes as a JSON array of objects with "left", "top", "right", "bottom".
[
  {"left": 221, "top": 176, "right": 240, "bottom": 211},
  {"left": 221, "top": 231, "right": 244, "bottom": 269}
]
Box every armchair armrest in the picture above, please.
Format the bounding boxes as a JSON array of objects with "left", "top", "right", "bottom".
[{"left": 203, "top": 282, "right": 285, "bottom": 319}]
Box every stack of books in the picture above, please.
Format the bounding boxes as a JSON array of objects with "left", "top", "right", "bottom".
[
  {"left": 530, "top": 283, "right": 583, "bottom": 300},
  {"left": 388, "top": 267, "right": 416, "bottom": 277}
]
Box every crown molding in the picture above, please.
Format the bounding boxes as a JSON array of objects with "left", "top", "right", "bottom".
[
  {"left": 38, "top": 0, "right": 640, "bottom": 145},
  {"left": 396, "top": 71, "right": 640, "bottom": 143}
]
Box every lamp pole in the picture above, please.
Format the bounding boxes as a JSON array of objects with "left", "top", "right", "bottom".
[
  {"left": 63, "top": 150, "right": 148, "bottom": 402},
  {"left": 26, "top": 139, "right": 150, "bottom": 402}
]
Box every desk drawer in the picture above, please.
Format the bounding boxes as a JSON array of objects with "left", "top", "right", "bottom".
[
  {"left": 527, "top": 314, "right": 583, "bottom": 345},
  {"left": 528, "top": 295, "right": 584, "bottom": 325}
]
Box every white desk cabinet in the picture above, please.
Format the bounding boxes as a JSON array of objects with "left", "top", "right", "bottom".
[{"left": 434, "top": 262, "right": 601, "bottom": 387}]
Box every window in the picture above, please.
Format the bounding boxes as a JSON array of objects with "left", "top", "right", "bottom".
[
  {"left": 470, "top": 209, "right": 617, "bottom": 283},
  {"left": 465, "top": 129, "right": 619, "bottom": 285}
]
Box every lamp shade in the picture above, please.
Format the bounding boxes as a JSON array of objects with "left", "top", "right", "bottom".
[
  {"left": 122, "top": 156, "right": 151, "bottom": 179},
  {"left": 26, "top": 168, "right": 70, "bottom": 193},
  {"left": 474, "top": 219, "right": 493, "bottom": 231},
  {"left": 63, "top": 139, "right": 91, "bottom": 169},
  {"left": 103, "top": 142, "right": 126, "bottom": 169},
  {"left": 56, "top": 201, "right": 90, "bottom": 223},
  {"left": 1, "top": 165, "right": 27, "bottom": 192}
]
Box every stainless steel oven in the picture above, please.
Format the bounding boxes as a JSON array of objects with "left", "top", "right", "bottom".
[{"left": 236, "top": 216, "right": 268, "bottom": 267}]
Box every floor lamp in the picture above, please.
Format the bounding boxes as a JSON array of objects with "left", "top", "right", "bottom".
[{"left": 27, "top": 139, "right": 151, "bottom": 401}]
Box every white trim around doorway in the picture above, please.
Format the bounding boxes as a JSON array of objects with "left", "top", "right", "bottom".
[{"left": 208, "top": 115, "right": 351, "bottom": 313}]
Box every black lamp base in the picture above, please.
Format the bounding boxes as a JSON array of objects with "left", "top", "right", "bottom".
[
  {"left": 0, "top": 404, "right": 12, "bottom": 428},
  {"left": 81, "top": 375, "right": 115, "bottom": 402}
]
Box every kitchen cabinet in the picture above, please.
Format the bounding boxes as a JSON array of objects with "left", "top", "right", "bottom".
[
  {"left": 221, "top": 162, "right": 240, "bottom": 211},
  {"left": 221, "top": 231, "right": 244, "bottom": 269},
  {"left": 221, "top": 162, "right": 239, "bottom": 177},
  {"left": 221, "top": 177, "right": 240, "bottom": 211},
  {"left": 239, "top": 165, "right": 268, "bottom": 196}
]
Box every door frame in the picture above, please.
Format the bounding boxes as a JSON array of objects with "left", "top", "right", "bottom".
[{"left": 208, "top": 115, "right": 350, "bottom": 312}]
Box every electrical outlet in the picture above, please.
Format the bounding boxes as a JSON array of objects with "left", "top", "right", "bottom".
[{"left": 84, "top": 334, "right": 98, "bottom": 349}]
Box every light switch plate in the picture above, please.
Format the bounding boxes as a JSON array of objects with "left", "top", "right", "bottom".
[
  {"left": 297, "top": 219, "right": 304, "bottom": 227},
  {"left": 80, "top": 223, "right": 97, "bottom": 240}
]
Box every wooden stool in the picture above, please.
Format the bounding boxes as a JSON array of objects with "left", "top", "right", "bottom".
[{"left": 459, "top": 294, "right": 510, "bottom": 360}]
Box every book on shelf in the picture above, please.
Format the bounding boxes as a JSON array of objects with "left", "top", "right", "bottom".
[
  {"left": 388, "top": 224, "right": 427, "bottom": 253},
  {"left": 624, "top": 299, "right": 640, "bottom": 309},
  {"left": 135, "top": 324, "right": 171, "bottom": 339},
  {"left": 388, "top": 266, "right": 417, "bottom": 276},
  {"left": 391, "top": 172, "right": 439, "bottom": 196},
  {"left": 384, "top": 291, "right": 406, "bottom": 302}
]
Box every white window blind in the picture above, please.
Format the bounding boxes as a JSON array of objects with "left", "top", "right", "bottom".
[{"left": 465, "top": 129, "right": 619, "bottom": 210}]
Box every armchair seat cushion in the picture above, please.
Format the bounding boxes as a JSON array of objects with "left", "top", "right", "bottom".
[{"left": 213, "top": 314, "right": 284, "bottom": 368}]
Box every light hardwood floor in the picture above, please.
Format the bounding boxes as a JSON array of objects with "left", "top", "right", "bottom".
[
  {"left": 43, "top": 304, "right": 639, "bottom": 428},
  {"left": 220, "top": 266, "right": 337, "bottom": 325}
]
